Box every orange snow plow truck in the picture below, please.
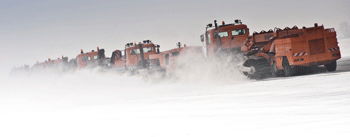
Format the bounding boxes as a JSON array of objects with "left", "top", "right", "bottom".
[
  {"left": 147, "top": 42, "right": 204, "bottom": 77},
  {"left": 201, "top": 19, "right": 249, "bottom": 57},
  {"left": 110, "top": 40, "right": 158, "bottom": 73},
  {"left": 29, "top": 56, "right": 69, "bottom": 72},
  {"left": 74, "top": 47, "right": 109, "bottom": 69},
  {"left": 239, "top": 23, "right": 341, "bottom": 79}
]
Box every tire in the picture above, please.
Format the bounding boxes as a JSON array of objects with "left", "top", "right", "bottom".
[
  {"left": 271, "top": 61, "right": 278, "bottom": 77},
  {"left": 325, "top": 61, "right": 337, "bottom": 72},
  {"left": 282, "top": 57, "right": 294, "bottom": 77}
]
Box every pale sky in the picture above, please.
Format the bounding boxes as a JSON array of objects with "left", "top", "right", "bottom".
[{"left": 1, "top": 0, "right": 349, "bottom": 75}]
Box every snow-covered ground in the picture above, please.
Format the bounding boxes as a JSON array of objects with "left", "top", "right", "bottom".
[
  {"left": 1, "top": 70, "right": 350, "bottom": 137},
  {"left": 0, "top": 38, "right": 349, "bottom": 137}
]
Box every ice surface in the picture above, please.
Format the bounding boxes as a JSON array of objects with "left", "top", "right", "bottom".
[{"left": 1, "top": 66, "right": 350, "bottom": 137}]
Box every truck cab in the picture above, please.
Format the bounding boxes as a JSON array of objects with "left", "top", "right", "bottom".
[
  {"left": 76, "top": 47, "right": 108, "bottom": 69},
  {"left": 201, "top": 19, "right": 249, "bottom": 57},
  {"left": 45, "top": 56, "right": 69, "bottom": 71},
  {"left": 29, "top": 56, "right": 69, "bottom": 73},
  {"left": 110, "top": 40, "right": 158, "bottom": 72}
]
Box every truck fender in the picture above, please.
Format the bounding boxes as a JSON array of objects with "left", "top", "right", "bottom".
[{"left": 275, "top": 56, "right": 284, "bottom": 70}]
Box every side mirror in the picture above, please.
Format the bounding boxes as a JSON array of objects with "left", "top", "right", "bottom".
[
  {"left": 200, "top": 35, "right": 204, "bottom": 42},
  {"left": 156, "top": 45, "right": 160, "bottom": 53},
  {"left": 207, "top": 23, "right": 212, "bottom": 27},
  {"left": 231, "top": 36, "right": 234, "bottom": 40}
]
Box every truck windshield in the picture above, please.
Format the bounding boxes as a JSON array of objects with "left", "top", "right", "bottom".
[
  {"left": 130, "top": 47, "right": 155, "bottom": 55},
  {"left": 130, "top": 49, "right": 140, "bottom": 55},
  {"left": 93, "top": 55, "right": 98, "bottom": 60},
  {"left": 144, "top": 47, "right": 154, "bottom": 53},
  {"left": 82, "top": 57, "right": 87, "bottom": 62},
  {"left": 218, "top": 31, "right": 229, "bottom": 38},
  {"left": 232, "top": 29, "right": 246, "bottom": 36}
]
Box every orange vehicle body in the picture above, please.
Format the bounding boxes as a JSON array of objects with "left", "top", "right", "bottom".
[
  {"left": 110, "top": 40, "right": 157, "bottom": 72},
  {"left": 202, "top": 20, "right": 249, "bottom": 57},
  {"left": 149, "top": 45, "right": 204, "bottom": 75},
  {"left": 76, "top": 47, "right": 106, "bottom": 69},
  {"left": 240, "top": 24, "right": 341, "bottom": 78},
  {"left": 29, "top": 56, "right": 69, "bottom": 72},
  {"left": 274, "top": 26, "right": 340, "bottom": 68},
  {"left": 44, "top": 57, "right": 69, "bottom": 68}
]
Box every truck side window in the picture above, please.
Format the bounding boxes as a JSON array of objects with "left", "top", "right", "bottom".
[
  {"left": 207, "top": 34, "right": 211, "bottom": 45},
  {"left": 165, "top": 53, "right": 169, "bottom": 65}
]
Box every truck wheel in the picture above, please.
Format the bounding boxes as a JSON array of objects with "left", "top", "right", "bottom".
[
  {"left": 271, "top": 61, "right": 278, "bottom": 77},
  {"left": 325, "top": 61, "right": 337, "bottom": 72},
  {"left": 282, "top": 58, "right": 294, "bottom": 77}
]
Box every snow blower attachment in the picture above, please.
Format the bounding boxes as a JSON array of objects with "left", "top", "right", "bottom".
[{"left": 239, "top": 24, "right": 341, "bottom": 79}]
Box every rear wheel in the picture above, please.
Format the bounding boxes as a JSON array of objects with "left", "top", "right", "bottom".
[
  {"left": 282, "top": 57, "right": 294, "bottom": 77},
  {"left": 325, "top": 61, "right": 337, "bottom": 72}
]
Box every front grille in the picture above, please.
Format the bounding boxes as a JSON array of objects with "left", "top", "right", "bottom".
[{"left": 308, "top": 38, "right": 325, "bottom": 55}]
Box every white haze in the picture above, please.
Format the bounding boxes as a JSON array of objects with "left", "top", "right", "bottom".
[
  {"left": 0, "top": 38, "right": 349, "bottom": 137},
  {"left": 339, "top": 38, "right": 350, "bottom": 57},
  {"left": 164, "top": 48, "right": 247, "bottom": 84}
]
